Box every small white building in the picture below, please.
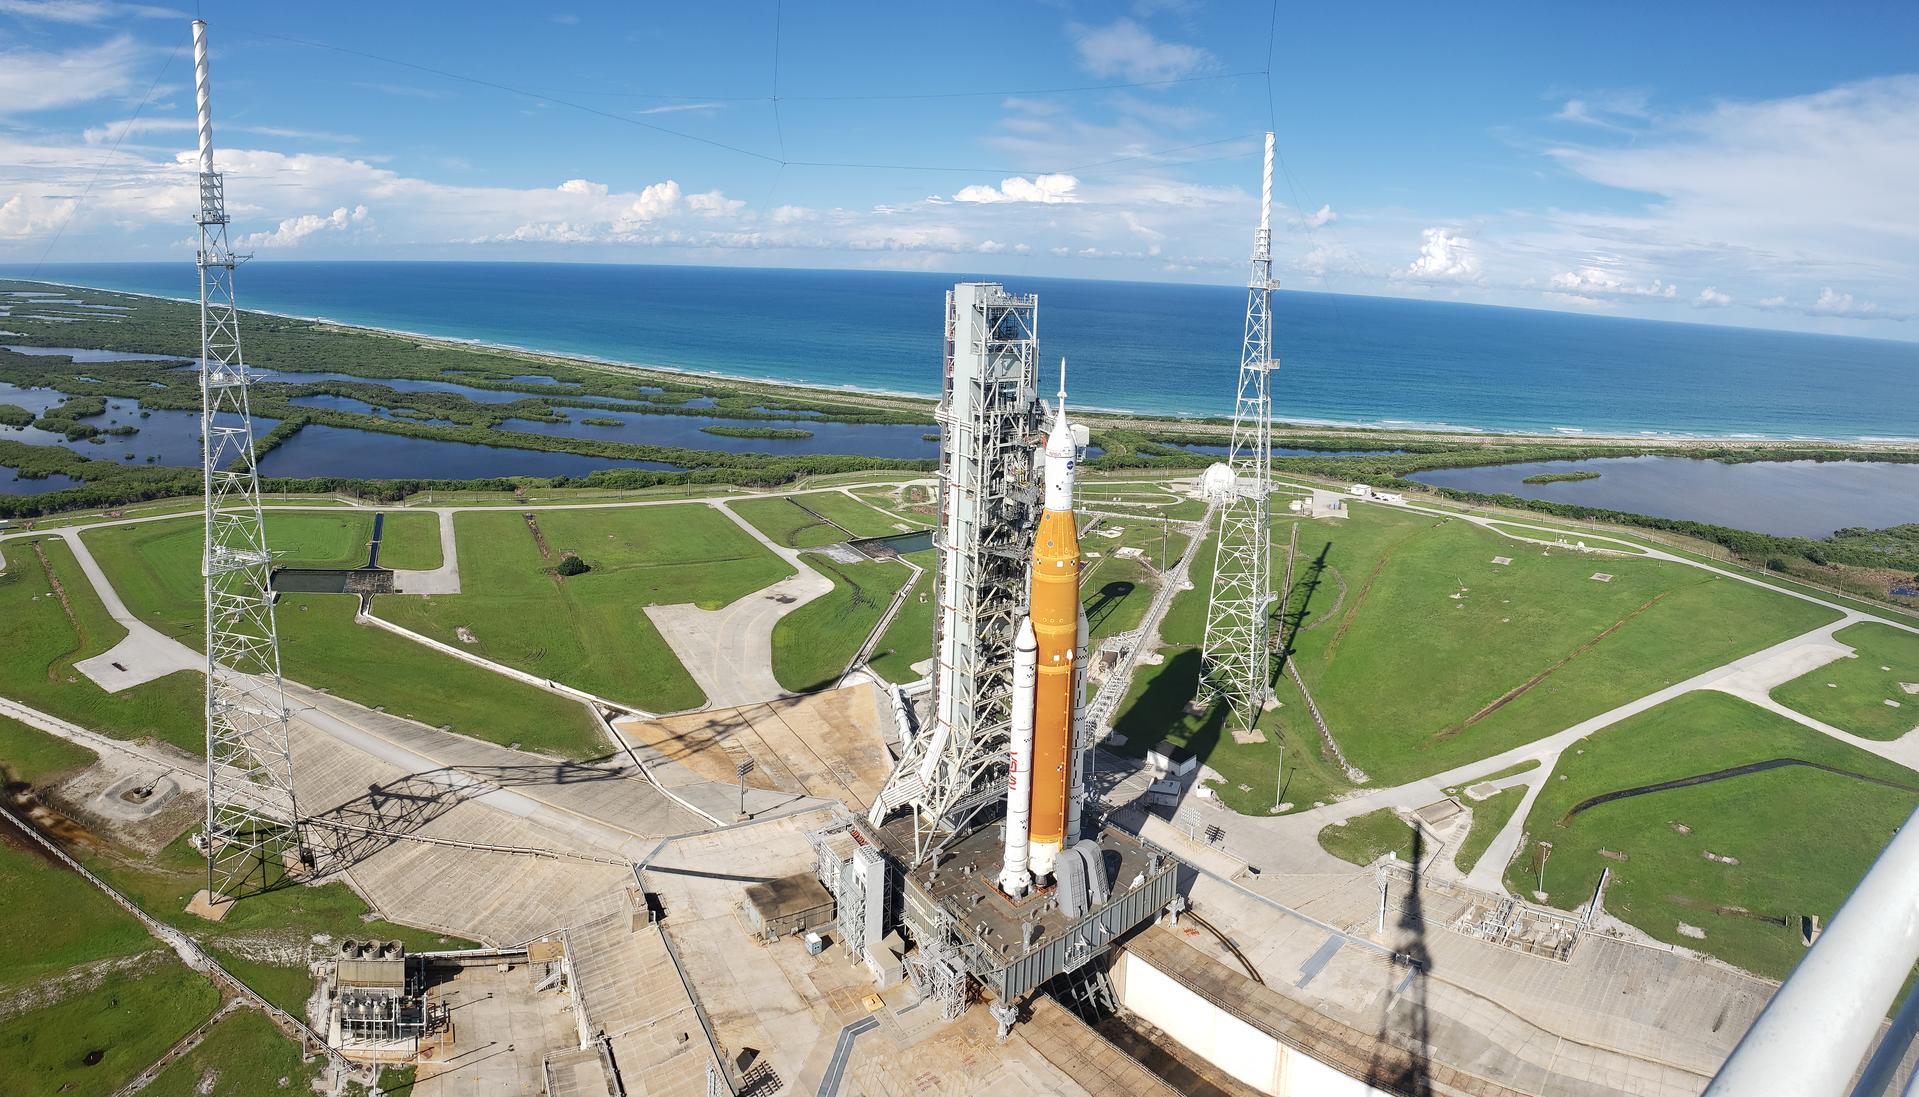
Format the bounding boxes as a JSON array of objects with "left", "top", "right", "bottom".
[
  {"left": 1348, "top": 484, "right": 1370, "bottom": 497},
  {"left": 1147, "top": 740, "right": 1198, "bottom": 778},
  {"left": 1287, "top": 498, "right": 1304, "bottom": 513},
  {"left": 1374, "top": 491, "right": 1403, "bottom": 504}
]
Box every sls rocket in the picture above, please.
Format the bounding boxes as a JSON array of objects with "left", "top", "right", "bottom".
[{"left": 1001, "top": 360, "right": 1088, "bottom": 898}]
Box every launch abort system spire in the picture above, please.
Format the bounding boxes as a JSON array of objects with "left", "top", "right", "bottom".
[
  {"left": 193, "top": 19, "right": 304, "bottom": 901},
  {"left": 1201, "top": 132, "right": 1279, "bottom": 739}
]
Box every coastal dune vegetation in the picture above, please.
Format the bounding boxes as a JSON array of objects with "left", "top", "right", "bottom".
[{"left": 4, "top": 278, "right": 1916, "bottom": 609}]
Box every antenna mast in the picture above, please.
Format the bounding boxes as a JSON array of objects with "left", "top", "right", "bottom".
[
  {"left": 194, "top": 19, "right": 303, "bottom": 901},
  {"left": 1201, "top": 132, "right": 1278, "bottom": 740}
]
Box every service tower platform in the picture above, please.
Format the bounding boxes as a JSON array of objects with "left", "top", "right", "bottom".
[{"left": 882, "top": 818, "right": 1179, "bottom": 1003}]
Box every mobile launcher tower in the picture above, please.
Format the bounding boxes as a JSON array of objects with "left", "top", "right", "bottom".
[{"left": 857, "top": 284, "right": 1177, "bottom": 1026}]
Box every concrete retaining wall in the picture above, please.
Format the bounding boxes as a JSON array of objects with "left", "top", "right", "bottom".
[{"left": 1113, "top": 947, "right": 1385, "bottom": 1097}]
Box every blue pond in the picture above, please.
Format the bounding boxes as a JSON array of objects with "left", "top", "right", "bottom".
[
  {"left": 5, "top": 345, "right": 192, "bottom": 364},
  {"left": 0, "top": 384, "right": 261, "bottom": 469},
  {"left": 287, "top": 393, "right": 455, "bottom": 425},
  {"left": 499, "top": 413, "right": 935, "bottom": 458},
  {"left": 1408, "top": 456, "right": 1919, "bottom": 538},
  {"left": 1, "top": 468, "right": 82, "bottom": 494},
  {"left": 256, "top": 424, "right": 683, "bottom": 480}
]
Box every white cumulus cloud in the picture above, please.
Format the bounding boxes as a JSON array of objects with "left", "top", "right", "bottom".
[
  {"left": 1400, "top": 227, "right": 1481, "bottom": 281},
  {"left": 1550, "top": 267, "right": 1677, "bottom": 298},
  {"left": 0, "top": 192, "right": 78, "bottom": 239},
  {"left": 236, "top": 205, "right": 370, "bottom": 249},
  {"left": 1808, "top": 287, "right": 1888, "bottom": 319},
  {"left": 1693, "top": 287, "right": 1733, "bottom": 309},
  {"left": 1303, "top": 204, "right": 1337, "bottom": 228},
  {"left": 686, "top": 190, "right": 745, "bottom": 216},
  {"left": 952, "top": 173, "right": 1080, "bottom": 205}
]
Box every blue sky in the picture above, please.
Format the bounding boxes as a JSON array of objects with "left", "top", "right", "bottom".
[{"left": 1, "top": 0, "right": 1915, "bottom": 340}]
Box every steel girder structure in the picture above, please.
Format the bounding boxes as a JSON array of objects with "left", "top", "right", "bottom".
[
  {"left": 869, "top": 284, "right": 1041, "bottom": 865},
  {"left": 1201, "top": 133, "right": 1279, "bottom": 740},
  {"left": 193, "top": 20, "right": 303, "bottom": 901}
]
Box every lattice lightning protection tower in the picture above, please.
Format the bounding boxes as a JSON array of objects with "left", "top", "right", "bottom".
[
  {"left": 194, "top": 19, "right": 304, "bottom": 901},
  {"left": 1201, "top": 132, "right": 1279, "bottom": 740}
]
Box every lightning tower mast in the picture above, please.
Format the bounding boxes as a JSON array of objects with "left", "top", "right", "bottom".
[
  {"left": 193, "top": 19, "right": 303, "bottom": 900},
  {"left": 1201, "top": 132, "right": 1279, "bottom": 739}
]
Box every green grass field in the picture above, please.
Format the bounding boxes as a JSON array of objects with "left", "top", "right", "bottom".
[
  {"left": 1108, "top": 647, "right": 1354, "bottom": 815},
  {"left": 19, "top": 495, "right": 353, "bottom": 531},
  {"left": 281, "top": 596, "right": 605, "bottom": 757},
  {"left": 374, "top": 509, "right": 442, "bottom": 570},
  {"left": 1504, "top": 691, "right": 1919, "bottom": 978},
  {"left": 1280, "top": 503, "right": 1840, "bottom": 785},
  {"left": 1121, "top": 500, "right": 1844, "bottom": 813},
  {"left": 1081, "top": 553, "right": 1155, "bottom": 643},
  {"left": 727, "top": 495, "right": 845, "bottom": 548},
  {"left": 78, "top": 519, "right": 604, "bottom": 758},
  {"left": 377, "top": 505, "right": 791, "bottom": 711},
  {"left": 1318, "top": 808, "right": 1421, "bottom": 867},
  {"left": 141, "top": 1007, "right": 324, "bottom": 1097},
  {"left": 867, "top": 549, "right": 935, "bottom": 685},
  {"left": 255, "top": 511, "right": 380, "bottom": 568},
  {"left": 728, "top": 492, "right": 910, "bottom": 548},
  {"left": 0, "top": 535, "right": 203, "bottom": 754},
  {"left": 1157, "top": 528, "right": 1217, "bottom": 647},
  {"left": 1453, "top": 786, "right": 1527, "bottom": 874},
  {"left": 772, "top": 554, "right": 909, "bottom": 692},
  {"left": 1771, "top": 623, "right": 1919, "bottom": 740},
  {"left": 850, "top": 484, "right": 937, "bottom": 528},
  {"left": 796, "top": 491, "right": 921, "bottom": 537},
  {"left": 84, "top": 830, "right": 467, "bottom": 1017},
  {"left": 0, "top": 836, "right": 156, "bottom": 993},
  {"left": 0, "top": 712, "right": 97, "bottom": 784},
  {"left": 0, "top": 963, "right": 221, "bottom": 1097}
]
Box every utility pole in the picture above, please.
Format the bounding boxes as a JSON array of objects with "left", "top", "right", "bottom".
[
  {"left": 1273, "top": 741, "right": 1286, "bottom": 811},
  {"left": 735, "top": 758, "right": 755, "bottom": 821}
]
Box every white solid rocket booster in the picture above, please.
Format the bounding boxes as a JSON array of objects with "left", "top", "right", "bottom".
[{"left": 999, "top": 619, "right": 1038, "bottom": 894}]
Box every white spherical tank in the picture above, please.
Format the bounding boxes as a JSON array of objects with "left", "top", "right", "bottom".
[{"left": 1200, "top": 462, "right": 1237, "bottom": 501}]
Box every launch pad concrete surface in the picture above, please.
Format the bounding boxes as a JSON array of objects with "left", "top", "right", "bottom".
[
  {"left": 631, "top": 808, "right": 1143, "bottom": 1096},
  {"left": 616, "top": 683, "right": 893, "bottom": 811},
  {"left": 1131, "top": 812, "right": 1798, "bottom": 1097},
  {"left": 411, "top": 962, "right": 578, "bottom": 1097}
]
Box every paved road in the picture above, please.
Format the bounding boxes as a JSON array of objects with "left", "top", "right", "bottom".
[
  {"left": 644, "top": 502, "right": 835, "bottom": 710},
  {"left": 390, "top": 508, "right": 461, "bottom": 594},
  {"left": 53, "top": 528, "right": 203, "bottom": 693}
]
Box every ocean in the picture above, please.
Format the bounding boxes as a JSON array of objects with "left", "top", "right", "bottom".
[{"left": 9, "top": 261, "right": 1916, "bottom": 441}]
